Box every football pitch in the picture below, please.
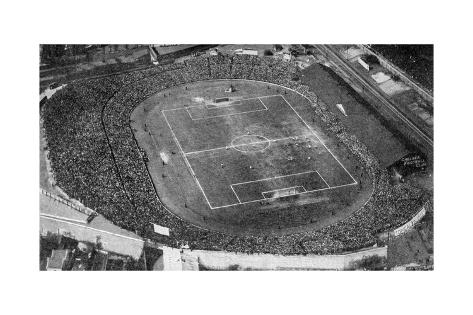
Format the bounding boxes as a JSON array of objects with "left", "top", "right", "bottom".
[
  {"left": 132, "top": 79, "right": 372, "bottom": 235},
  {"left": 162, "top": 94, "right": 357, "bottom": 209}
]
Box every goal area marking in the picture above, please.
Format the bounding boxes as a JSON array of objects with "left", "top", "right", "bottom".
[
  {"left": 185, "top": 97, "right": 268, "bottom": 121},
  {"left": 161, "top": 94, "right": 357, "bottom": 210}
]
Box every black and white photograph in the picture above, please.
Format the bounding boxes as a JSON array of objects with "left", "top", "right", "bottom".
[
  {"left": 39, "top": 44, "right": 433, "bottom": 271},
  {"left": 3, "top": 1, "right": 473, "bottom": 313}
]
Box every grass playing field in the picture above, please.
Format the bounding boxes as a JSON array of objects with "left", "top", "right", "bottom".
[{"left": 131, "top": 80, "right": 373, "bottom": 236}]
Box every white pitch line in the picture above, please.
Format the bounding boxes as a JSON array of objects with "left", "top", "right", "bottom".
[
  {"left": 162, "top": 95, "right": 289, "bottom": 209},
  {"left": 162, "top": 94, "right": 282, "bottom": 112},
  {"left": 279, "top": 94, "right": 358, "bottom": 185},
  {"left": 187, "top": 98, "right": 267, "bottom": 120},
  {"left": 210, "top": 181, "right": 358, "bottom": 209},
  {"left": 316, "top": 170, "right": 331, "bottom": 188},
  {"left": 178, "top": 79, "right": 369, "bottom": 210},
  {"left": 162, "top": 92, "right": 358, "bottom": 210},
  {"left": 257, "top": 97, "right": 269, "bottom": 110},
  {"left": 189, "top": 108, "right": 268, "bottom": 121},
  {"left": 184, "top": 135, "right": 298, "bottom": 156},
  {"left": 231, "top": 170, "right": 319, "bottom": 187},
  {"left": 162, "top": 110, "right": 214, "bottom": 209},
  {"left": 230, "top": 185, "right": 242, "bottom": 204},
  {"left": 185, "top": 108, "right": 194, "bottom": 120}
]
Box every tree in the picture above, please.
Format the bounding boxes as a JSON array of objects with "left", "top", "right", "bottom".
[
  {"left": 363, "top": 54, "right": 380, "bottom": 65},
  {"left": 391, "top": 74, "right": 401, "bottom": 82}
]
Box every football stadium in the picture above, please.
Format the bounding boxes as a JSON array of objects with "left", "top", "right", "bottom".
[{"left": 40, "top": 48, "right": 433, "bottom": 265}]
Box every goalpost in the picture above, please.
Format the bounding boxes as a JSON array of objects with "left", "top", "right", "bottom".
[{"left": 262, "top": 186, "right": 305, "bottom": 199}]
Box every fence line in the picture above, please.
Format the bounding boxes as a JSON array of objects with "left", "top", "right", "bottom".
[
  {"left": 186, "top": 246, "right": 388, "bottom": 271},
  {"left": 378, "top": 202, "right": 429, "bottom": 241},
  {"left": 40, "top": 188, "right": 96, "bottom": 217}
]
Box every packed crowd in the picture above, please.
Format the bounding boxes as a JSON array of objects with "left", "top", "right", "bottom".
[{"left": 42, "top": 53, "right": 431, "bottom": 255}]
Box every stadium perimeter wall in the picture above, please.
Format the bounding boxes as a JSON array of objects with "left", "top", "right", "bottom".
[
  {"left": 378, "top": 204, "right": 428, "bottom": 240},
  {"left": 182, "top": 201, "right": 428, "bottom": 271},
  {"left": 184, "top": 246, "right": 387, "bottom": 270},
  {"left": 41, "top": 189, "right": 96, "bottom": 218}
]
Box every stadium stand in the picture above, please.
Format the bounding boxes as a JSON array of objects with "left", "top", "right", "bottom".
[{"left": 41, "top": 53, "right": 431, "bottom": 255}]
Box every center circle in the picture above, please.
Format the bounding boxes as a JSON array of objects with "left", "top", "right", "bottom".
[{"left": 230, "top": 134, "right": 270, "bottom": 153}]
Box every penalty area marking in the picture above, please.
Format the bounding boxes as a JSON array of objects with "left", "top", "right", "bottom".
[
  {"left": 229, "top": 170, "right": 333, "bottom": 206},
  {"left": 279, "top": 94, "right": 358, "bottom": 185},
  {"left": 216, "top": 181, "right": 357, "bottom": 210},
  {"left": 163, "top": 94, "right": 276, "bottom": 112},
  {"left": 184, "top": 96, "right": 269, "bottom": 121},
  {"left": 231, "top": 170, "right": 322, "bottom": 187},
  {"left": 186, "top": 107, "right": 268, "bottom": 121},
  {"left": 161, "top": 93, "right": 358, "bottom": 210}
]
